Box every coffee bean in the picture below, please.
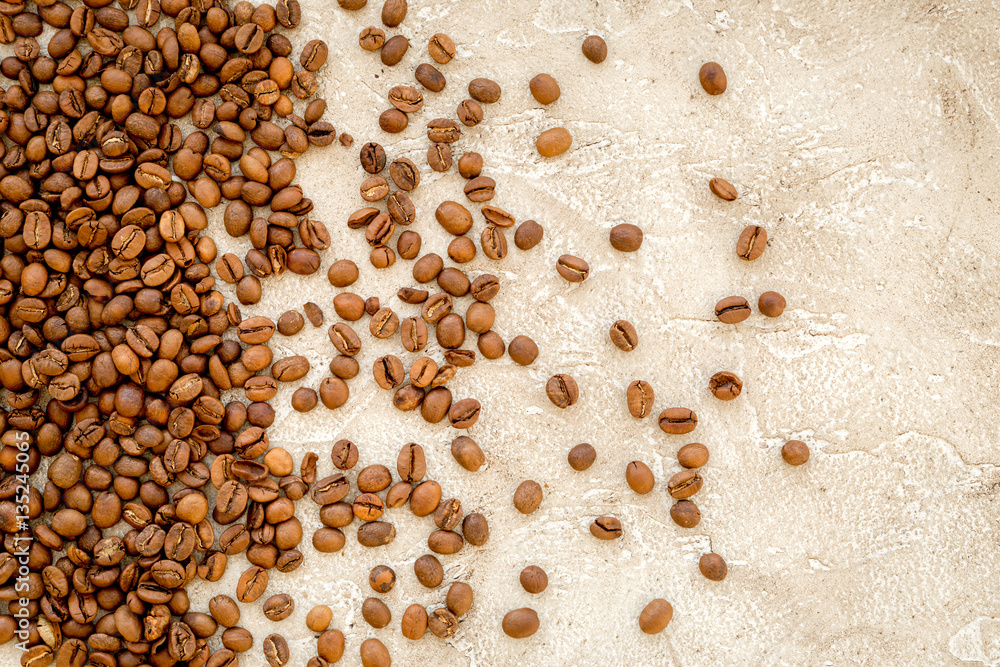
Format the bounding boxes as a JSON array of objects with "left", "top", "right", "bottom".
[
  {"left": 582, "top": 35, "right": 607, "bottom": 63},
  {"left": 556, "top": 254, "right": 589, "bottom": 282},
  {"left": 414, "top": 554, "right": 443, "bottom": 587},
  {"left": 626, "top": 380, "right": 655, "bottom": 418},
  {"left": 307, "top": 606, "right": 333, "bottom": 632},
  {"left": 464, "top": 175, "right": 496, "bottom": 201},
  {"left": 415, "top": 62, "right": 446, "bottom": 92},
  {"left": 292, "top": 387, "right": 318, "bottom": 412},
  {"left": 639, "top": 599, "right": 673, "bottom": 634},
  {"left": 520, "top": 565, "right": 548, "bottom": 594},
  {"left": 508, "top": 335, "right": 538, "bottom": 365},
  {"left": 397, "top": 442, "right": 426, "bottom": 482},
  {"left": 699, "top": 552, "right": 728, "bottom": 580},
  {"left": 451, "top": 436, "right": 485, "bottom": 471},
  {"left": 710, "top": 177, "right": 738, "bottom": 200},
  {"left": 369, "top": 565, "right": 396, "bottom": 593},
  {"left": 427, "top": 117, "right": 461, "bottom": 142},
  {"left": 667, "top": 470, "right": 703, "bottom": 499},
  {"left": 379, "top": 108, "right": 408, "bottom": 133},
  {"left": 715, "top": 296, "right": 751, "bottom": 324},
  {"left": 402, "top": 604, "right": 428, "bottom": 639},
  {"left": 411, "top": 480, "right": 442, "bottom": 516},
  {"left": 590, "top": 516, "right": 622, "bottom": 540},
  {"left": 462, "top": 512, "right": 489, "bottom": 546},
  {"left": 502, "top": 608, "right": 539, "bottom": 638},
  {"left": 458, "top": 152, "right": 483, "bottom": 179},
  {"left": 736, "top": 225, "right": 766, "bottom": 261},
  {"left": 699, "top": 62, "right": 727, "bottom": 95},
  {"left": 457, "top": 98, "right": 483, "bottom": 126},
  {"left": 670, "top": 499, "right": 701, "bottom": 528},
  {"left": 513, "top": 480, "right": 542, "bottom": 514},
  {"left": 209, "top": 595, "right": 241, "bottom": 628},
  {"left": 626, "top": 461, "right": 655, "bottom": 494},
  {"left": 546, "top": 373, "right": 579, "bottom": 408},
  {"left": 428, "top": 32, "right": 455, "bottom": 63},
  {"left": 388, "top": 84, "right": 423, "bottom": 112},
  {"left": 449, "top": 397, "right": 480, "bottom": 428},
  {"left": 529, "top": 73, "right": 560, "bottom": 104},
  {"left": 428, "top": 142, "right": 453, "bottom": 171},
  {"left": 781, "top": 440, "right": 809, "bottom": 465},
  {"left": 362, "top": 597, "right": 392, "bottom": 629},
  {"left": 658, "top": 407, "right": 697, "bottom": 435},
  {"left": 318, "top": 629, "right": 345, "bottom": 662},
  {"left": 360, "top": 142, "right": 386, "bottom": 174},
  {"left": 446, "top": 582, "right": 474, "bottom": 616},
  {"left": 568, "top": 443, "right": 596, "bottom": 471},
  {"left": 263, "top": 593, "right": 294, "bottom": 621},
  {"left": 468, "top": 77, "right": 501, "bottom": 103},
  {"left": 313, "top": 528, "right": 346, "bottom": 553},
  {"left": 263, "top": 634, "right": 289, "bottom": 667},
  {"left": 610, "top": 320, "right": 638, "bottom": 351},
  {"left": 428, "top": 529, "right": 464, "bottom": 554},
  {"left": 435, "top": 200, "right": 473, "bottom": 235},
  {"left": 358, "top": 521, "right": 396, "bottom": 547},
  {"left": 515, "top": 220, "right": 544, "bottom": 249},
  {"left": 536, "top": 127, "right": 572, "bottom": 157},
  {"left": 758, "top": 291, "right": 786, "bottom": 317},
  {"left": 381, "top": 35, "right": 408, "bottom": 66},
  {"left": 381, "top": 0, "right": 406, "bottom": 27},
  {"left": 428, "top": 608, "right": 459, "bottom": 638},
  {"left": 709, "top": 371, "right": 742, "bottom": 400},
  {"left": 359, "top": 27, "right": 385, "bottom": 50},
  {"left": 236, "top": 565, "right": 268, "bottom": 602},
  {"left": 389, "top": 157, "right": 420, "bottom": 191},
  {"left": 609, "top": 223, "right": 643, "bottom": 252},
  {"left": 677, "top": 443, "right": 709, "bottom": 469}
]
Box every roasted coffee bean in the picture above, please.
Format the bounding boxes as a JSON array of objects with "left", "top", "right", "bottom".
[
  {"left": 378, "top": 108, "right": 407, "bottom": 133},
  {"left": 537, "top": 127, "right": 572, "bottom": 156},
  {"left": 781, "top": 440, "right": 810, "bottom": 465},
  {"left": 458, "top": 152, "right": 483, "bottom": 179},
  {"left": 402, "top": 604, "right": 428, "bottom": 639},
  {"left": 359, "top": 27, "right": 385, "bottom": 51},
  {"left": 328, "top": 259, "right": 360, "bottom": 286},
  {"left": 513, "top": 480, "right": 542, "bottom": 514},
  {"left": 435, "top": 200, "right": 473, "bottom": 235},
  {"left": 415, "top": 62, "right": 446, "bottom": 92},
  {"left": 397, "top": 442, "right": 426, "bottom": 482},
  {"left": 626, "top": 461, "right": 654, "bottom": 494},
  {"left": 639, "top": 599, "right": 673, "bottom": 634},
  {"left": 263, "top": 633, "right": 289, "bottom": 667},
  {"left": 507, "top": 335, "right": 538, "bottom": 366},
  {"left": 556, "top": 254, "right": 589, "bottom": 282},
  {"left": 709, "top": 371, "right": 742, "bottom": 400},
  {"left": 360, "top": 142, "right": 386, "bottom": 174},
  {"left": 263, "top": 593, "right": 294, "bottom": 621},
  {"left": 626, "top": 380, "right": 654, "bottom": 418},
  {"left": 388, "top": 85, "right": 422, "bottom": 112},
  {"left": 464, "top": 176, "right": 495, "bottom": 202},
  {"left": 568, "top": 443, "right": 596, "bottom": 471},
  {"left": 699, "top": 552, "right": 728, "bottom": 580},
  {"left": 502, "top": 608, "right": 539, "bottom": 638},
  {"left": 209, "top": 595, "right": 241, "bottom": 628},
  {"left": 462, "top": 512, "right": 489, "bottom": 546},
  {"left": 357, "top": 521, "right": 396, "bottom": 547},
  {"left": 658, "top": 408, "right": 697, "bottom": 434},
  {"left": 307, "top": 606, "right": 332, "bottom": 632},
  {"left": 670, "top": 499, "right": 701, "bottom": 528},
  {"left": 515, "top": 220, "right": 543, "bottom": 249},
  {"left": 677, "top": 443, "right": 710, "bottom": 469},
  {"left": 369, "top": 565, "right": 396, "bottom": 593},
  {"left": 582, "top": 35, "right": 607, "bottom": 63},
  {"left": 381, "top": 34, "right": 408, "bottom": 66},
  {"left": 449, "top": 397, "right": 480, "bottom": 428},
  {"left": 410, "top": 480, "right": 442, "bottom": 516},
  {"left": 610, "top": 320, "right": 638, "bottom": 351},
  {"left": 388, "top": 191, "right": 416, "bottom": 225},
  {"left": 699, "top": 62, "right": 727, "bottom": 95},
  {"left": 546, "top": 373, "right": 579, "bottom": 408},
  {"left": 360, "top": 638, "right": 390, "bottom": 667},
  {"left": 428, "top": 32, "right": 455, "bottom": 63},
  {"left": 451, "top": 436, "right": 485, "bottom": 471},
  {"left": 427, "top": 142, "right": 452, "bottom": 171},
  {"left": 468, "top": 77, "right": 500, "bottom": 103},
  {"left": 736, "top": 225, "right": 766, "bottom": 261},
  {"left": 758, "top": 291, "right": 786, "bottom": 317},
  {"left": 457, "top": 98, "right": 483, "bottom": 126},
  {"left": 414, "top": 554, "right": 443, "bottom": 588},
  {"left": 710, "top": 177, "right": 738, "bottom": 201},
  {"left": 610, "top": 223, "right": 643, "bottom": 252},
  {"left": 318, "top": 629, "right": 345, "bottom": 662},
  {"left": 715, "top": 296, "right": 751, "bottom": 324},
  {"left": 520, "top": 565, "right": 548, "bottom": 594},
  {"left": 427, "top": 607, "right": 459, "bottom": 638},
  {"left": 667, "top": 470, "right": 703, "bottom": 499},
  {"left": 312, "top": 527, "right": 346, "bottom": 553},
  {"left": 331, "top": 440, "right": 359, "bottom": 470},
  {"left": 529, "top": 73, "right": 560, "bottom": 104},
  {"left": 427, "top": 117, "right": 460, "bottom": 143},
  {"left": 389, "top": 157, "right": 419, "bottom": 190},
  {"left": 236, "top": 565, "right": 268, "bottom": 603},
  {"left": 590, "top": 516, "right": 622, "bottom": 540}
]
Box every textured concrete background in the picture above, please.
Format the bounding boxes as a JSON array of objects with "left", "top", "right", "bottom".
[{"left": 12, "top": 0, "right": 1000, "bottom": 665}]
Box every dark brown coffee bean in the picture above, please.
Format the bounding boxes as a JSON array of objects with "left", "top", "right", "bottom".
[
  {"left": 610, "top": 320, "right": 638, "bottom": 351},
  {"left": 398, "top": 230, "right": 422, "bottom": 259},
  {"left": 590, "top": 516, "right": 622, "bottom": 540},
  {"left": 715, "top": 296, "right": 751, "bottom": 324},
  {"left": 513, "top": 480, "right": 542, "bottom": 514},
  {"left": 389, "top": 157, "right": 419, "bottom": 190},
  {"left": 427, "top": 142, "right": 452, "bottom": 171},
  {"left": 381, "top": 0, "right": 406, "bottom": 27},
  {"left": 502, "top": 608, "right": 539, "bottom": 638},
  {"left": 450, "top": 436, "right": 484, "bottom": 472},
  {"left": 626, "top": 461, "right": 654, "bottom": 494},
  {"left": 448, "top": 397, "right": 480, "bottom": 428},
  {"left": 359, "top": 27, "right": 385, "bottom": 51},
  {"left": 699, "top": 552, "right": 728, "bottom": 580},
  {"left": 710, "top": 177, "right": 738, "bottom": 201},
  {"left": 435, "top": 200, "right": 473, "bottom": 235},
  {"left": 536, "top": 127, "right": 572, "bottom": 157},
  {"left": 388, "top": 84, "right": 422, "bottom": 112},
  {"left": 781, "top": 440, "right": 809, "bottom": 465},
  {"left": 462, "top": 512, "right": 489, "bottom": 546},
  {"left": 312, "top": 528, "right": 346, "bottom": 553},
  {"left": 504, "top": 334, "right": 537, "bottom": 366},
  {"left": 381, "top": 34, "right": 408, "bottom": 66},
  {"left": 263, "top": 633, "right": 289, "bottom": 667},
  {"left": 396, "top": 442, "right": 426, "bottom": 482},
  {"left": 209, "top": 595, "right": 241, "bottom": 628},
  {"left": 360, "top": 638, "right": 390, "bottom": 667},
  {"left": 639, "top": 599, "right": 673, "bottom": 634},
  {"left": 610, "top": 223, "right": 643, "bottom": 252},
  {"left": 514, "top": 219, "right": 543, "bottom": 250},
  {"left": 378, "top": 108, "right": 407, "bottom": 133},
  {"left": 360, "top": 142, "right": 386, "bottom": 174},
  {"left": 568, "top": 443, "right": 596, "bottom": 471},
  {"left": 331, "top": 440, "right": 359, "bottom": 470},
  {"left": 468, "top": 77, "right": 500, "bottom": 103},
  {"left": 458, "top": 152, "right": 482, "bottom": 179},
  {"left": 677, "top": 443, "right": 709, "bottom": 468},
  {"left": 357, "top": 521, "right": 396, "bottom": 547},
  {"left": 758, "top": 291, "right": 785, "bottom": 317},
  {"left": 667, "top": 469, "right": 703, "bottom": 499},
  {"left": 413, "top": 553, "right": 443, "bottom": 588},
  {"left": 520, "top": 565, "right": 548, "bottom": 594},
  {"left": 235, "top": 565, "right": 268, "bottom": 603},
  {"left": 428, "top": 32, "right": 455, "bottom": 63},
  {"left": 546, "top": 373, "right": 578, "bottom": 408},
  {"left": 582, "top": 35, "right": 607, "bottom": 63},
  {"left": 736, "top": 225, "right": 766, "bottom": 261},
  {"left": 456, "top": 98, "right": 483, "bottom": 126},
  {"left": 709, "top": 371, "right": 742, "bottom": 400},
  {"left": 427, "top": 117, "right": 460, "bottom": 143},
  {"left": 263, "top": 594, "right": 294, "bottom": 621},
  {"left": 699, "top": 62, "right": 727, "bottom": 95},
  {"left": 373, "top": 354, "right": 405, "bottom": 390},
  {"left": 670, "top": 499, "right": 701, "bottom": 528},
  {"left": 556, "top": 254, "right": 589, "bottom": 282},
  {"left": 626, "top": 380, "right": 654, "bottom": 418}
]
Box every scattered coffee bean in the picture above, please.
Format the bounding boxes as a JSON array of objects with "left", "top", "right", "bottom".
[
  {"left": 626, "top": 461, "right": 655, "bottom": 494},
  {"left": 360, "top": 638, "right": 391, "bottom": 667},
  {"left": 459, "top": 152, "right": 484, "bottom": 179},
  {"left": 610, "top": 320, "right": 638, "bottom": 351},
  {"left": 609, "top": 223, "right": 643, "bottom": 252},
  {"left": 468, "top": 77, "right": 501, "bottom": 103},
  {"left": 263, "top": 593, "right": 295, "bottom": 621},
  {"left": 536, "top": 127, "right": 572, "bottom": 157},
  {"left": 362, "top": 597, "right": 392, "bottom": 628},
  {"left": 428, "top": 608, "right": 459, "bottom": 638},
  {"left": 263, "top": 634, "right": 290, "bottom": 667},
  {"left": 590, "top": 516, "right": 622, "bottom": 540},
  {"left": 758, "top": 291, "right": 786, "bottom": 317},
  {"left": 710, "top": 177, "right": 738, "bottom": 201},
  {"left": 447, "top": 582, "right": 474, "bottom": 616},
  {"left": 520, "top": 565, "right": 548, "bottom": 593},
  {"left": 360, "top": 26, "right": 386, "bottom": 50},
  {"left": 699, "top": 552, "right": 728, "bottom": 580},
  {"left": 515, "top": 220, "right": 544, "bottom": 249},
  {"left": 369, "top": 565, "right": 397, "bottom": 593},
  {"left": 508, "top": 335, "right": 539, "bottom": 365},
  {"left": 307, "top": 606, "right": 333, "bottom": 632},
  {"left": 513, "top": 480, "right": 543, "bottom": 514},
  {"left": 715, "top": 296, "right": 751, "bottom": 324},
  {"left": 402, "top": 604, "right": 428, "bottom": 640},
  {"left": 568, "top": 443, "right": 597, "bottom": 471},
  {"left": 416, "top": 62, "right": 447, "bottom": 91},
  {"left": 736, "top": 225, "right": 767, "bottom": 261},
  {"left": 667, "top": 470, "right": 703, "bottom": 499},
  {"left": 428, "top": 32, "right": 456, "bottom": 63},
  {"left": 639, "top": 599, "right": 673, "bottom": 634},
  {"left": 381, "top": 34, "right": 408, "bottom": 66},
  {"left": 381, "top": 0, "right": 407, "bottom": 27},
  {"left": 670, "top": 499, "right": 702, "bottom": 528},
  {"left": 677, "top": 443, "right": 710, "bottom": 469},
  {"left": 699, "top": 62, "right": 727, "bottom": 95},
  {"left": 782, "top": 440, "right": 810, "bottom": 465},
  {"left": 709, "top": 371, "right": 743, "bottom": 400},
  {"left": 546, "top": 373, "right": 579, "bottom": 408},
  {"left": 452, "top": 436, "right": 485, "bottom": 471},
  {"left": 626, "top": 380, "right": 655, "bottom": 418},
  {"left": 502, "top": 608, "right": 539, "bottom": 638},
  {"left": 582, "top": 34, "right": 608, "bottom": 62},
  {"left": 463, "top": 513, "right": 490, "bottom": 546},
  {"left": 529, "top": 73, "right": 560, "bottom": 104}
]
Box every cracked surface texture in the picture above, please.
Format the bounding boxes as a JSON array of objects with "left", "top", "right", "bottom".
[{"left": 8, "top": 0, "right": 1000, "bottom": 665}]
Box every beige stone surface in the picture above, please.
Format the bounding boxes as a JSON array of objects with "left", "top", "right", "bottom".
[{"left": 7, "top": 0, "right": 1000, "bottom": 665}]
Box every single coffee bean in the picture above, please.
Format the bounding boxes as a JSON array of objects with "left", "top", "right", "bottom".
[
  {"left": 677, "top": 443, "right": 709, "bottom": 469},
  {"left": 402, "top": 604, "right": 428, "bottom": 639},
  {"left": 536, "top": 127, "right": 572, "bottom": 157},
  {"left": 502, "top": 608, "right": 539, "bottom": 639},
  {"left": 609, "top": 223, "right": 643, "bottom": 252},
  {"left": 513, "top": 480, "right": 542, "bottom": 514},
  {"left": 458, "top": 152, "right": 483, "bottom": 179},
  {"left": 360, "top": 142, "right": 386, "bottom": 174},
  {"left": 236, "top": 565, "right": 268, "bottom": 602},
  {"left": 427, "top": 142, "right": 452, "bottom": 171},
  {"left": 667, "top": 469, "right": 703, "bottom": 499},
  {"left": 307, "top": 606, "right": 333, "bottom": 632},
  {"left": 378, "top": 108, "right": 407, "bottom": 133},
  {"left": 428, "top": 32, "right": 455, "bottom": 63},
  {"left": 699, "top": 552, "right": 728, "bottom": 580},
  {"left": 709, "top": 177, "right": 738, "bottom": 200},
  {"left": 358, "top": 521, "right": 396, "bottom": 547},
  {"left": 415, "top": 62, "right": 446, "bottom": 92},
  {"left": 369, "top": 565, "right": 396, "bottom": 593},
  {"left": 758, "top": 291, "right": 786, "bottom": 317},
  {"left": 508, "top": 335, "right": 538, "bottom": 366},
  {"left": 263, "top": 634, "right": 289, "bottom": 667},
  {"left": 359, "top": 27, "right": 385, "bottom": 50},
  {"left": 414, "top": 554, "right": 443, "bottom": 588},
  {"left": 582, "top": 35, "right": 607, "bottom": 63},
  {"left": 313, "top": 528, "right": 346, "bottom": 553},
  {"left": 389, "top": 157, "right": 420, "bottom": 191},
  {"left": 427, "top": 117, "right": 460, "bottom": 142},
  {"left": 360, "top": 638, "right": 391, "bottom": 667},
  {"left": 263, "top": 593, "right": 294, "bottom": 621},
  {"left": 626, "top": 380, "right": 654, "bottom": 418},
  {"left": 590, "top": 516, "right": 622, "bottom": 540},
  {"left": 449, "top": 398, "right": 480, "bottom": 428},
  {"left": 435, "top": 200, "right": 473, "bottom": 235},
  {"left": 447, "top": 582, "right": 474, "bottom": 616},
  {"left": 610, "top": 320, "right": 638, "bottom": 351},
  {"left": 464, "top": 175, "right": 495, "bottom": 201},
  {"left": 736, "top": 225, "right": 766, "bottom": 261},
  {"left": 782, "top": 440, "right": 810, "bottom": 465},
  {"left": 427, "top": 608, "right": 459, "bottom": 638},
  {"left": 625, "top": 461, "right": 654, "bottom": 494},
  {"left": 515, "top": 220, "right": 543, "bottom": 250},
  {"left": 699, "top": 62, "right": 727, "bottom": 95},
  {"left": 451, "top": 436, "right": 485, "bottom": 471},
  {"left": 658, "top": 408, "right": 697, "bottom": 434},
  {"left": 715, "top": 296, "right": 751, "bottom": 324},
  {"left": 529, "top": 73, "right": 560, "bottom": 104},
  {"left": 328, "top": 259, "right": 360, "bottom": 286},
  {"left": 381, "top": 0, "right": 406, "bottom": 27},
  {"left": 556, "top": 255, "right": 589, "bottom": 282},
  {"left": 462, "top": 512, "right": 489, "bottom": 546},
  {"left": 568, "top": 443, "right": 596, "bottom": 471},
  {"left": 388, "top": 84, "right": 423, "bottom": 112},
  {"left": 457, "top": 98, "right": 483, "bottom": 126},
  {"left": 670, "top": 499, "right": 701, "bottom": 528},
  {"left": 318, "top": 629, "right": 345, "bottom": 662},
  {"left": 709, "top": 371, "right": 742, "bottom": 400},
  {"left": 520, "top": 565, "right": 548, "bottom": 594},
  {"left": 381, "top": 34, "right": 408, "bottom": 66},
  {"left": 545, "top": 374, "right": 579, "bottom": 408},
  {"left": 468, "top": 77, "right": 500, "bottom": 103},
  {"left": 639, "top": 599, "right": 673, "bottom": 634},
  {"left": 277, "top": 310, "right": 305, "bottom": 336}
]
